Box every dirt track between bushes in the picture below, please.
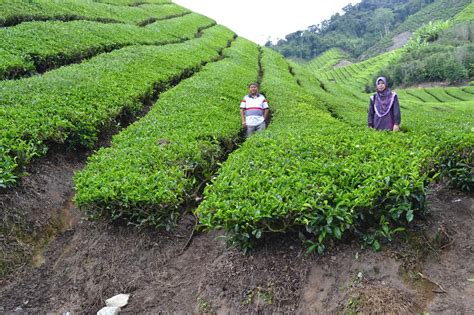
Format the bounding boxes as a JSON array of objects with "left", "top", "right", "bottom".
[{"left": 0, "top": 152, "right": 473, "bottom": 313}]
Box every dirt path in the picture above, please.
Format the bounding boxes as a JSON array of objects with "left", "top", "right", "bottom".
[{"left": 1, "top": 164, "right": 473, "bottom": 314}]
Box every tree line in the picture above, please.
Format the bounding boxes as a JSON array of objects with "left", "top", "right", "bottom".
[{"left": 266, "top": 0, "right": 468, "bottom": 60}]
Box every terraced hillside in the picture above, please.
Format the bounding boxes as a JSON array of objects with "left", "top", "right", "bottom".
[
  {"left": 306, "top": 48, "right": 349, "bottom": 73},
  {"left": 0, "top": 0, "right": 473, "bottom": 313},
  {"left": 363, "top": 0, "right": 472, "bottom": 58},
  {"left": 319, "top": 50, "right": 402, "bottom": 91},
  {"left": 0, "top": 12, "right": 215, "bottom": 79},
  {"left": 455, "top": 0, "right": 474, "bottom": 22}
]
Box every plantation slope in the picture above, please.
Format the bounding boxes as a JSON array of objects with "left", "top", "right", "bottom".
[
  {"left": 398, "top": 87, "right": 474, "bottom": 104},
  {"left": 394, "top": 0, "right": 471, "bottom": 34},
  {"left": 321, "top": 50, "right": 402, "bottom": 92},
  {"left": 454, "top": 1, "right": 474, "bottom": 22},
  {"left": 0, "top": 25, "right": 234, "bottom": 189},
  {"left": 0, "top": 0, "right": 189, "bottom": 27},
  {"left": 303, "top": 44, "right": 473, "bottom": 130},
  {"left": 306, "top": 48, "right": 349, "bottom": 74},
  {"left": 197, "top": 48, "right": 440, "bottom": 252},
  {"left": 93, "top": 0, "right": 171, "bottom": 5},
  {"left": 74, "top": 37, "right": 259, "bottom": 228},
  {"left": 295, "top": 55, "right": 473, "bottom": 191},
  {"left": 0, "top": 13, "right": 215, "bottom": 80},
  {"left": 362, "top": 0, "right": 472, "bottom": 58}
]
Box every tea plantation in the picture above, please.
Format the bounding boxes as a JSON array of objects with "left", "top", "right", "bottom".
[{"left": 1, "top": 0, "right": 472, "bottom": 252}]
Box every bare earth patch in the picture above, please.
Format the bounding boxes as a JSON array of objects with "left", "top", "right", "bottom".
[
  {"left": 1, "top": 154, "right": 473, "bottom": 313},
  {"left": 334, "top": 59, "right": 353, "bottom": 68},
  {"left": 388, "top": 31, "right": 412, "bottom": 51}
]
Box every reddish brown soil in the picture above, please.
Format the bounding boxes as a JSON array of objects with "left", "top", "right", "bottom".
[{"left": 0, "top": 155, "right": 473, "bottom": 313}]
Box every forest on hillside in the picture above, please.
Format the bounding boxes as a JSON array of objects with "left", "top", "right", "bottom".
[{"left": 266, "top": 0, "right": 471, "bottom": 60}]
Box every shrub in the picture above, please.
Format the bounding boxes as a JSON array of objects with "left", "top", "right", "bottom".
[
  {"left": 74, "top": 38, "right": 259, "bottom": 228},
  {"left": 405, "top": 20, "right": 452, "bottom": 52},
  {"left": 424, "top": 53, "right": 468, "bottom": 83},
  {"left": 0, "top": 26, "right": 234, "bottom": 188}
]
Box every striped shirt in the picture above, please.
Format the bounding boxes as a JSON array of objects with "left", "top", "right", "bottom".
[{"left": 240, "top": 93, "right": 269, "bottom": 126}]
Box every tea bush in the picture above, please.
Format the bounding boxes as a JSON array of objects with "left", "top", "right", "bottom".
[{"left": 74, "top": 38, "right": 259, "bottom": 228}]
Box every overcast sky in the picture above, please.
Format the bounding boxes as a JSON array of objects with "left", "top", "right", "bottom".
[{"left": 173, "top": 0, "right": 361, "bottom": 44}]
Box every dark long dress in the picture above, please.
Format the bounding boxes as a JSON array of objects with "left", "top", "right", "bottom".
[{"left": 368, "top": 92, "right": 401, "bottom": 131}]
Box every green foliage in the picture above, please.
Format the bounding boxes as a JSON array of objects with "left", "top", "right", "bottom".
[
  {"left": 314, "top": 50, "right": 402, "bottom": 93},
  {"left": 306, "top": 48, "right": 349, "bottom": 74},
  {"left": 0, "top": 0, "right": 189, "bottom": 26},
  {"left": 396, "top": 86, "right": 474, "bottom": 103},
  {"left": 387, "top": 49, "right": 468, "bottom": 85},
  {"left": 2, "top": 0, "right": 472, "bottom": 256},
  {"left": 378, "top": 21, "right": 473, "bottom": 86},
  {"left": 368, "top": 8, "right": 396, "bottom": 39},
  {"left": 393, "top": 0, "right": 470, "bottom": 34},
  {"left": 437, "top": 21, "right": 474, "bottom": 46},
  {"left": 366, "top": 0, "right": 472, "bottom": 59},
  {"left": 0, "top": 25, "right": 234, "bottom": 188},
  {"left": 405, "top": 20, "right": 452, "bottom": 51},
  {"left": 268, "top": 0, "right": 471, "bottom": 60},
  {"left": 196, "top": 48, "right": 456, "bottom": 252},
  {"left": 74, "top": 38, "right": 259, "bottom": 227},
  {"left": 303, "top": 50, "right": 473, "bottom": 192},
  {"left": 0, "top": 13, "right": 215, "bottom": 80},
  {"left": 439, "top": 145, "right": 473, "bottom": 192},
  {"left": 0, "top": 148, "right": 18, "bottom": 189},
  {"left": 93, "top": 0, "right": 171, "bottom": 5},
  {"left": 453, "top": 1, "right": 474, "bottom": 22}
]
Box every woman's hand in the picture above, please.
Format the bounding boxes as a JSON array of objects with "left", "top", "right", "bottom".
[{"left": 393, "top": 124, "right": 400, "bottom": 132}]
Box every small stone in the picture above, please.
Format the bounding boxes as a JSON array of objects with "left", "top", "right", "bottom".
[
  {"left": 106, "top": 294, "right": 130, "bottom": 308},
  {"left": 97, "top": 306, "right": 120, "bottom": 315}
]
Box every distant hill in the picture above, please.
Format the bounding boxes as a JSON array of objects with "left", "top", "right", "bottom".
[{"left": 267, "top": 0, "right": 471, "bottom": 60}]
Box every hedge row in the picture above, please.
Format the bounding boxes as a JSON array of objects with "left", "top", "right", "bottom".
[
  {"left": 454, "top": 1, "right": 474, "bottom": 22},
  {"left": 0, "top": 25, "right": 234, "bottom": 188},
  {"left": 0, "top": 0, "right": 189, "bottom": 26},
  {"left": 93, "top": 0, "right": 171, "bottom": 6},
  {"left": 196, "top": 48, "right": 441, "bottom": 252},
  {"left": 74, "top": 38, "right": 259, "bottom": 228},
  {"left": 393, "top": 0, "right": 471, "bottom": 34},
  {"left": 321, "top": 50, "right": 402, "bottom": 92},
  {"left": 0, "top": 13, "right": 214, "bottom": 79},
  {"left": 298, "top": 51, "right": 473, "bottom": 191},
  {"left": 306, "top": 48, "right": 349, "bottom": 73}
]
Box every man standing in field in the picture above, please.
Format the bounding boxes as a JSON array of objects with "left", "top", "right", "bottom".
[{"left": 240, "top": 82, "right": 269, "bottom": 137}]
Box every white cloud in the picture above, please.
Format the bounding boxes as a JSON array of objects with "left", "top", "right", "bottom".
[{"left": 173, "top": 0, "right": 361, "bottom": 44}]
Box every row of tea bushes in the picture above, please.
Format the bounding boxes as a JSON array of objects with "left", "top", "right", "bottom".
[
  {"left": 0, "top": 26, "right": 234, "bottom": 188},
  {"left": 0, "top": 0, "right": 188, "bottom": 26},
  {"left": 197, "top": 48, "right": 435, "bottom": 252},
  {"left": 74, "top": 38, "right": 259, "bottom": 229},
  {"left": 0, "top": 13, "right": 214, "bottom": 79}
]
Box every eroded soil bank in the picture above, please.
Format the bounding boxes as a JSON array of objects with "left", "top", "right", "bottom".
[{"left": 0, "top": 154, "right": 473, "bottom": 313}]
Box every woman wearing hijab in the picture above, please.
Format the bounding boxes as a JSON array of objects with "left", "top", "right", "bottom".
[{"left": 368, "top": 77, "right": 401, "bottom": 131}]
